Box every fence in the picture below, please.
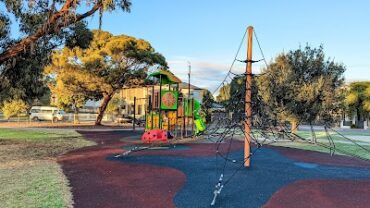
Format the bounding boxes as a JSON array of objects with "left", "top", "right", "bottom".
[{"left": 0, "top": 113, "right": 114, "bottom": 123}]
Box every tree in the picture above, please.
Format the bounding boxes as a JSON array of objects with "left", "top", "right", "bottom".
[
  {"left": 221, "top": 75, "right": 262, "bottom": 123},
  {"left": 216, "top": 84, "right": 231, "bottom": 103},
  {"left": 0, "top": 48, "right": 48, "bottom": 104},
  {"left": 105, "top": 95, "right": 121, "bottom": 121},
  {"left": 201, "top": 90, "right": 215, "bottom": 123},
  {"left": 45, "top": 30, "right": 167, "bottom": 125},
  {"left": 345, "top": 81, "right": 370, "bottom": 126},
  {"left": 48, "top": 67, "right": 102, "bottom": 123},
  {"left": 1, "top": 99, "right": 29, "bottom": 120},
  {"left": 228, "top": 76, "right": 245, "bottom": 119},
  {"left": 257, "top": 45, "right": 345, "bottom": 133},
  {"left": 0, "top": 0, "right": 132, "bottom": 64},
  {"left": 0, "top": 21, "right": 93, "bottom": 105}
]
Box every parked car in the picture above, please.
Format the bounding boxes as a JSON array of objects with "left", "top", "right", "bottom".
[
  {"left": 114, "top": 115, "right": 145, "bottom": 126},
  {"left": 114, "top": 116, "right": 132, "bottom": 124},
  {"left": 29, "top": 106, "right": 65, "bottom": 122},
  {"left": 128, "top": 117, "right": 145, "bottom": 126}
]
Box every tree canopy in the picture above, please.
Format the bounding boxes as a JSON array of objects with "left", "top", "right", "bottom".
[
  {"left": 45, "top": 30, "right": 168, "bottom": 125},
  {"left": 0, "top": 19, "right": 93, "bottom": 104},
  {"left": 1, "top": 99, "right": 28, "bottom": 120},
  {"left": 200, "top": 90, "right": 215, "bottom": 123},
  {"left": 345, "top": 81, "right": 370, "bottom": 122},
  {"left": 216, "top": 84, "right": 231, "bottom": 103},
  {"left": 0, "top": 0, "right": 131, "bottom": 104},
  {"left": 0, "top": 0, "right": 131, "bottom": 64},
  {"left": 257, "top": 45, "right": 345, "bottom": 131}
]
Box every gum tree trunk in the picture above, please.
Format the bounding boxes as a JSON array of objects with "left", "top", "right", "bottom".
[
  {"left": 95, "top": 92, "right": 113, "bottom": 125},
  {"left": 73, "top": 107, "right": 80, "bottom": 124},
  {"left": 290, "top": 119, "right": 299, "bottom": 133}
]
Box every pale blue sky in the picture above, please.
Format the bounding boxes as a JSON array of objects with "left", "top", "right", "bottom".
[
  {"left": 89, "top": 0, "right": 370, "bottom": 91},
  {"left": 5, "top": 0, "right": 370, "bottom": 92}
]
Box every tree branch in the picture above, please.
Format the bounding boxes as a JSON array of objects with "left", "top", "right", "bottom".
[{"left": 0, "top": 1, "right": 102, "bottom": 64}]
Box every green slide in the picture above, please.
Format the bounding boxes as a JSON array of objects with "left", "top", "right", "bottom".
[{"left": 185, "top": 99, "right": 206, "bottom": 135}]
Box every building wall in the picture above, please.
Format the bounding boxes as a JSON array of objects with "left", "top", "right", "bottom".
[
  {"left": 119, "top": 87, "right": 148, "bottom": 118},
  {"left": 119, "top": 85, "right": 207, "bottom": 118}
]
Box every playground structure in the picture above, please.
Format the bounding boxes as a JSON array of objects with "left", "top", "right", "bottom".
[
  {"left": 115, "top": 26, "right": 370, "bottom": 207},
  {"left": 142, "top": 69, "right": 206, "bottom": 141}
]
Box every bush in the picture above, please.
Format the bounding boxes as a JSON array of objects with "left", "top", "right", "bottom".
[{"left": 1, "top": 99, "right": 29, "bottom": 120}]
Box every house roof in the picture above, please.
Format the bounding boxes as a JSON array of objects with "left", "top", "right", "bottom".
[
  {"left": 121, "top": 82, "right": 204, "bottom": 90},
  {"left": 179, "top": 82, "right": 204, "bottom": 90}
]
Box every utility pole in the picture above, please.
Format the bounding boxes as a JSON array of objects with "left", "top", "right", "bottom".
[
  {"left": 244, "top": 26, "right": 253, "bottom": 168},
  {"left": 186, "top": 61, "right": 191, "bottom": 137},
  {"left": 133, "top": 96, "right": 136, "bottom": 131},
  {"left": 188, "top": 61, "right": 191, "bottom": 103}
]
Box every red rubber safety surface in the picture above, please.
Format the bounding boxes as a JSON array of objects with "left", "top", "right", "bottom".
[
  {"left": 263, "top": 180, "right": 370, "bottom": 208},
  {"left": 59, "top": 147, "right": 185, "bottom": 208},
  {"left": 58, "top": 131, "right": 185, "bottom": 208},
  {"left": 133, "top": 141, "right": 244, "bottom": 157},
  {"left": 58, "top": 131, "right": 370, "bottom": 208},
  {"left": 58, "top": 131, "right": 243, "bottom": 208}
]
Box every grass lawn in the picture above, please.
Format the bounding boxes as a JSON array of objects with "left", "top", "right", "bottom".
[
  {"left": 273, "top": 130, "right": 370, "bottom": 160},
  {"left": 0, "top": 128, "right": 95, "bottom": 208},
  {"left": 207, "top": 127, "right": 370, "bottom": 160},
  {"left": 0, "top": 128, "right": 81, "bottom": 140}
]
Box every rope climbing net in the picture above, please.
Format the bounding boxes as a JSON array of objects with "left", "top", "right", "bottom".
[{"left": 200, "top": 28, "right": 370, "bottom": 206}]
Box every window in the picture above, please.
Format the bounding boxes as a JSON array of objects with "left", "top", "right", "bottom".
[
  {"left": 41, "top": 110, "right": 53, "bottom": 113},
  {"left": 153, "top": 91, "right": 160, "bottom": 109},
  {"left": 138, "top": 105, "right": 142, "bottom": 115},
  {"left": 30, "top": 109, "right": 40, "bottom": 113}
]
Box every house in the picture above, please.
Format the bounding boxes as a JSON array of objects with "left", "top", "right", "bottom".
[
  {"left": 49, "top": 69, "right": 209, "bottom": 122},
  {"left": 340, "top": 82, "right": 370, "bottom": 130},
  {"left": 118, "top": 82, "right": 208, "bottom": 118},
  {"left": 341, "top": 112, "right": 369, "bottom": 129}
]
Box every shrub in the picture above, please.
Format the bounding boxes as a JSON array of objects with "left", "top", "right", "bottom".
[{"left": 1, "top": 99, "right": 29, "bottom": 120}]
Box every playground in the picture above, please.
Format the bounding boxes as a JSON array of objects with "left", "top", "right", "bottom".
[
  {"left": 142, "top": 69, "right": 206, "bottom": 140},
  {"left": 2, "top": 33, "right": 370, "bottom": 207},
  {"left": 3, "top": 48, "right": 369, "bottom": 207},
  {"left": 2, "top": 1, "right": 370, "bottom": 207},
  {"left": 57, "top": 130, "right": 370, "bottom": 208}
]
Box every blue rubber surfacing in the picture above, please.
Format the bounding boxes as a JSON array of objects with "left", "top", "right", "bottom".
[{"left": 110, "top": 146, "right": 370, "bottom": 208}]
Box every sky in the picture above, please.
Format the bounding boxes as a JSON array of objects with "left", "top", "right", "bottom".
[{"left": 5, "top": 0, "right": 370, "bottom": 93}]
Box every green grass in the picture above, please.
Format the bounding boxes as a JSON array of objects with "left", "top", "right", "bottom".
[
  {"left": 0, "top": 128, "right": 95, "bottom": 208},
  {"left": 0, "top": 161, "right": 72, "bottom": 208},
  {"left": 273, "top": 130, "right": 370, "bottom": 160},
  {"left": 0, "top": 128, "right": 80, "bottom": 141},
  {"left": 217, "top": 127, "right": 370, "bottom": 160}
]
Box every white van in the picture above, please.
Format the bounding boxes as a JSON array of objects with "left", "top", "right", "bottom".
[{"left": 29, "top": 106, "right": 65, "bottom": 122}]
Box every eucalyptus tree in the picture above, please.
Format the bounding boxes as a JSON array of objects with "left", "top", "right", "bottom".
[
  {"left": 345, "top": 81, "right": 370, "bottom": 125},
  {"left": 45, "top": 30, "right": 167, "bottom": 125},
  {"left": 216, "top": 84, "right": 231, "bottom": 103},
  {"left": 257, "top": 46, "right": 345, "bottom": 133},
  {"left": 0, "top": 0, "right": 131, "bottom": 103},
  {"left": 201, "top": 90, "right": 215, "bottom": 123},
  {"left": 0, "top": 0, "right": 132, "bottom": 64}
]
